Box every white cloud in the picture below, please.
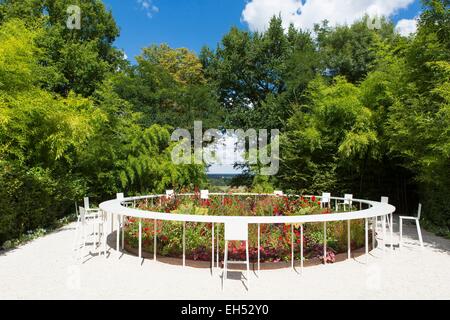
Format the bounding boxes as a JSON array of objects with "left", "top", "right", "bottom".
[
  {"left": 241, "top": 0, "right": 416, "bottom": 32},
  {"left": 137, "top": 0, "right": 159, "bottom": 18},
  {"left": 395, "top": 17, "right": 418, "bottom": 36}
]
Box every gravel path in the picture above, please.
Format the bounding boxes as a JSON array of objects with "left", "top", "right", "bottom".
[{"left": 1, "top": 215, "right": 449, "bottom": 299}]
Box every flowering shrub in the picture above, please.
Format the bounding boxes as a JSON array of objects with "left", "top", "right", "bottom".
[{"left": 124, "top": 193, "right": 369, "bottom": 264}]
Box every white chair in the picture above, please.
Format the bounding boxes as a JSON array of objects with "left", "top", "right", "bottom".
[
  {"left": 223, "top": 221, "right": 250, "bottom": 290},
  {"left": 380, "top": 196, "right": 392, "bottom": 229},
  {"left": 400, "top": 203, "right": 424, "bottom": 248},
  {"left": 321, "top": 192, "right": 331, "bottom": 208},
  {"left": 338, "top": 194, "right": 353, "bottom": 211},
  {"left": 116, "top": 192, "right": 131, "bottom": 207},
  {"left": 75, "top": 197, "right": 101, "bottom": 247},
  {"left": 84, "top": 196, "right": 100, "bottom": 214},
  {"left": 273, "top": 190, "right": 283, "bottom": 196},
  {"left": 165, "top": 189, "right": 174, "bottom": 198},
  {"left": 74, "top": 206, "right": 106, "bottom": 260},
  {"left": 200, "top": 190, "right": 209, "bottom": 199}
]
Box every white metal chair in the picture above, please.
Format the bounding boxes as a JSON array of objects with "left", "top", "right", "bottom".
[
  {"left": 84, "top": 196, "right": 101, "bottom": 214},
  {"left": 116, "top": 192, "right": 130, "bottom": 207},
  {"left": 379, "top": 196, "right": 396, "bottom": 252},
  {"left": 380, "top": 196, "right": 392, "bottom": 229},
  {"left": 399, "top": 203, "right": 424, "bottom": 248},
  {"left": 337, "top": 194, "right": 353, "bottom": 211},
  {"left": 273, "top": 190, "right": 283, "bottom": 196},
  {"left": 74, "top": 206, "right": 106, "bottom": 260},
  {"left": 321, "top": 192, "right": 331, "bottom": 208},
  {"left": 223, "top": 221, "right": 250, "bottom": 290},
  {"left": 200, "top": 189, "right": 209, "bottom": 199},
  {"left": 165, "top": 189, "right": 174, "bottom": 198},
  {"left": 74, "top": 197, "right": 101, "bottom": 249}
]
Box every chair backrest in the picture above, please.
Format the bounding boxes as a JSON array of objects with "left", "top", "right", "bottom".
[
  {"left": 344, "top": 193, "right": 353, "bottom": 205},
  {"left": 116, "top": 193, "right": 124, "bottom": 200},
  {"left": 79, "top": 206, "right": 86, "bottom": 224},
  {"left": 417, "top": 203, "right": 422, "bottom": 219},
  {"left": 321, "top": 192, "right": 331, "bottom": 203},
  {"left": 274, "top": 190, "right": 283, "bottom": 196},
  {"left": 381, "top": 196, "right": 389, "bottom": 204},
  {"left": 166, "top": 189, "right": 174, "bottom": 198},
  {"left": 83, "top": 197, "right": 89, "bottom": 209},
  {"left": 75, "top": 202, "right": 79, "bottom": 217},
  {"left": 200, "top": 189, "right": 209, "bottom": 199},
  {"left": 225, "top": 221, "right": 248, "bottom": 241}
]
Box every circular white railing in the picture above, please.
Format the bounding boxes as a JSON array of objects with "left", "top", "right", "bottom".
[
  {"left": 99, "top": 193, "right": 396, "bottom": 270},
  {"left": 100, "top": 193, "right": 395, "bottom": 224}
]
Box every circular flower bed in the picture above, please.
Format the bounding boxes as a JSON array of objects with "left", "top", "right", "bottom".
[{"left": 123, "top": 193, "right": 371, "bottom": 263}]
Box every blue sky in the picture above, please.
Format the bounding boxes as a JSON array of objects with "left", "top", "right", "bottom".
[
  {"left": 101, "top": 0, "right": 423, "bottom": 174},
  {"left": 103, "top": 0, "right": 423, "bottom": 62},
  {"left": 103, "top": 0, "right": 247, "bottom": 61}
]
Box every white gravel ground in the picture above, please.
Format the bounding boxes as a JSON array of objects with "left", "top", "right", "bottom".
[{"left": 1, "top": 215, "right": 449, "bottom": 300}]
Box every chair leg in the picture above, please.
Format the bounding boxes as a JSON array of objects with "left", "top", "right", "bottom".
[
  {"left": 416, "top": 220, "right": 424, "bottom": 248},
  {"left": 121, "top": 216, "right": 125, "bottom": 250},
  {"left": 103, "top": 223, "right": 107, "bottom": 257},
  {"left": 73, "top": 220, "right": 81, "bottom": 252},
  {"left": 246, "top": 240, "right": 250, "bottom": 290},
  {"left": 372, "top": 217, "right": 376, "bottom": 250},
  {"left": 211, "top": 222, "right": 214, "bottom": 275},
  {"left": 365, "top": 218, "right": 368, "bottom": 264},
  {"left": 382, "top": 215, "right": 386, "bottom": 253},
  {"left": 79, "top": 225, "right": 86, "bottom": 261},
  {"left": 98, "top": 224, "right": 101, "bottom": 247},
  {"left": 390, "top": 213, "right": 393, "bottom": 252},
  {"left": 223, "top": 240, "right": 228, "bottom": 291},
  {"left": 399, "top": 218, "right": 403, "bottom": 249},
  {"left": 96, "top": 224, "right": 100, "bottom": 250}
]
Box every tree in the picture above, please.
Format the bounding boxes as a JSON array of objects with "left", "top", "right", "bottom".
[
  {"left": 279, "top": 76, "right": 379, "bottom": 194},
  {"left": 111, "top": 44, "right": 223, "bottom": 130},
  {"left": 386, "top": 0, "right": 450, "bottom": 227},
  {"left": 202, "top": 16, "right": 291, "bottom": 129},
  {"left": 0, "top": 0, "right": 122, "bottom": 96},
  {"left": 0, "top": 20, "right": 102, "bottom": 243},
  {"left": 315, "top": 17, "right": 397, "bottom": 83}
]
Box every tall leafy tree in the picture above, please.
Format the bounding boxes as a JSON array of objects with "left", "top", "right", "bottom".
[
  {"left": 315, "top": 17, "right": 397, "bottom": 83},
  {"left": 386, "top": 0, "right": 450, "bottom": 227},
  {"left": 0, "top": 0, "right": 122, "bottom": 96},
  {"left": 279, "top": 76, "right": 379, "bottom": 194},
  {"left": 111, "top": 44, "right": 223, "bottom": 130},
  {"left": 0, "top": 20, "right": 102, "bottom": 243},
  {"left": 201, "top": 16, "right": 291, "bottom": 129}
]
